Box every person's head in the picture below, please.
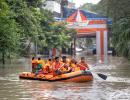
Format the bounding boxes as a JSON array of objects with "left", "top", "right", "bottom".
[
  {"left": 62, "top": 56, "right": 67, "bottom": 62},
  {"left": 71, "top": 58, "right": 77, "bottom": 64},
  {"left": 48, "top": 58, "right": 51, "bottom": 61},
  {"left": 55, "top": 57, "right": 59, "bottom": 62},
  {"left": 38, "top": 57, "right": 41, "bottom": 60},
  {"left": 81, "top": 57, "right": 85, "bottom": 63},
  {"left": 32, "top": 57, "right": 35, "bottom": 60}
]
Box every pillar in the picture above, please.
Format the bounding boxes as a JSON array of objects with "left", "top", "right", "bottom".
[
  {"left": 96, "top": 31, "right": 101, "bottom": 63},
  {"left": 104, "top": 30, "right": 108, "bottom": 64},
  {"left": 96, "top": 30, "right": 108, "bottom": 63},
  {"left": 52, "top": 48, "right": 56, "bottom": 57}
]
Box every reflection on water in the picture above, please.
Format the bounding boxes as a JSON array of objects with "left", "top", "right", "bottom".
[{"left": 0, "top": 56, "right": 130, "bottom": 100}]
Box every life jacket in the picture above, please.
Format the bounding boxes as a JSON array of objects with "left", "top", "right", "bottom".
[
  {"left": 32, "top": 60, "right": 38, "bottom": 68},
  {"left": 70, "top": 63, "right": 80, "bottom": 71},
  {"left": 32, "top": 60, "right": 38, "bottom": 64},
  {"left": 60, "top": 62, "right": 71, "bottom": 73},
  {"left": 78, "top": 62, "right": 89, "bottom": 70},
  {"left": 37, "top": 60, "right": 45, "bottom": 68},
  {"left": 44, "top": 61, "right": 52, "bottom": 73},
  {"left": 52, "top": 62, "right": 62, "bottom": 70}
]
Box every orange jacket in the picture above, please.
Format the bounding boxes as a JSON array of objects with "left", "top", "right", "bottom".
[
  {"left": 32, "top": 60, "right": 38, "bottom": 68},
  {"left": 77, "top": 62, "right": 89, "bottom": 70},
  {"left": 37, "top": 60, "right": 45, "bottom": 67},
  {"left": 70, "top": 63, "right": 80, "bottom": 71},
  {"left": 52, "top": 62, "right": 62, "bottom": 71},
  {"left": 44, "top": 61, "right": 53, "bottom": 73}
]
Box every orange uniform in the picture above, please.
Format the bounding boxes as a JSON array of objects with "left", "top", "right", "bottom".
[
  {"left": 32, "top": 60, "right": 38, "bottom": 73},
  {"left": 60, "top": 61, "right": 72, "bottom": 73},
  {"left": 77, "top": 62, "right": 89, "bottom": 70},
  {"left": 70, "top": 63, "right": 80, "bottom": 72},
  {"left": 37, "top": 60, "right": 45, "bottom": 67},
  {"left": 52, "top": 62, "right": 62, "bottom": 71},
  {"left": 44, "top": 60, "right": 53, "bottom": 74}
]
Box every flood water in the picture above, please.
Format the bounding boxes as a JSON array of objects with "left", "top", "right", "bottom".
[{"left": 0, "top": 55, "right": 130, "bottom": 100}]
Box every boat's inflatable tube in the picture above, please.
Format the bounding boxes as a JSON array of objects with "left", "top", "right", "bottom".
[{"left": 19, "top": 70, "right": 93, "bottom": 82}]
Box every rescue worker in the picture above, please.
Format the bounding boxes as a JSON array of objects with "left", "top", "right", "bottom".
[
  {"left": 44, "top": 58, "right": 53, "bottom": 74},
  {"left": 70, "top": 58, "right": 80, "bottom": 72},
  {"left": 77, "top": 57, "right": 89, "bottom": 70},
  {"left": 31, "top": 57, "right": 38, "bottom": 73},
  {"left": 35, "top": 58, "right": 45, "bottom": 74},
  {"left": 60, "top": 56, "right": 72, "bottom": 74},
  {"left": 52, "top": 57, "right": 62, "bottom": 75}
]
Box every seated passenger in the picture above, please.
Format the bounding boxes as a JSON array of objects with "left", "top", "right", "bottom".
[
  {"left": 77, "top": 57, "right": 89, "bottom": 70},
  {"left": 52, "top": 57, "right": 62, "bottom": 75},
  {"left": 35, "top": 58, "right": 45, "bottom": 74},
  {"left": 44, "top": 58, "right": 53, "bottom": 74},
  {"left": 31, "top": 57, "right": 38, "bottom": 73},
  {"left": 60, "top": 56, "right": 72, "bottom": 74},
  {"left": 70, "top": 59, "right": 80, "bottom": 72}
]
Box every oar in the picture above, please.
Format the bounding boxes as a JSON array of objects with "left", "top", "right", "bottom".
[
  {"left": 78, "top": 64, "right": 108, "bottom": 80},
  {"left": 85, "top": 70, "right": 107, "bottom": 80},
  {"left": 97, "top": 73, "right": 107, "bottom": 80}
]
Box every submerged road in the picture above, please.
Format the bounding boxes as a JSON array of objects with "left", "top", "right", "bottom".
[{"left": 0, "top": 54, "right": 130, "bottom": 100}]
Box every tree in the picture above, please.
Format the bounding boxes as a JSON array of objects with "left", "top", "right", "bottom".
[
  {"left": 0, "top": 1, "right": 20, "bottom": 64},
  {"left": 112, "top": 17, "right": 130, "bottom": 58},
  {"left": 0, "top": 0, "right": 76, "bottom": 64}
]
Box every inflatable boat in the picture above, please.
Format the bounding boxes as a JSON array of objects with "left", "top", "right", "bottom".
[{"left": 19, "top": 70, "right": 93, "bottom": 82}]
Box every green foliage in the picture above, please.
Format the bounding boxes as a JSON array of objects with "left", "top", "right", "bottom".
[
  {"left": 7, "top": 0, "right": 41, "bottom": 38},
  {"left": 112, "top": 17, "right": 130, "bottom": 58},
  {"left": 80, "top": 3, "right": 98, "bottom": 13},
  {"left": 0, "top": 1, "right": 20, "bottom": 51},
  {"left": 41, "top": 23, "right": 72, "bottom": 50},
  {"left": 98, "top": 0, "right": 130, "bottom": 58},
  {"left": 0, "top": 0, "right": 74, "bottom": 63},
  {"left": 25, "top": 0, "right": 43, "bottom": 7},
  {"left": 80, "top": 2, "right": 107, "bottom": 16},
  {"left": 0, "top": 1, "right": 21, "bottom": 64}
]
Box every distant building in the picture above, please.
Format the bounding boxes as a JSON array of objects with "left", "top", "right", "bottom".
[
  {"left": 42, "top": 0, "right": 75, "bottom": 19},
  {"left": 42, "top": 0, "right": 62, "bottom": 18}
]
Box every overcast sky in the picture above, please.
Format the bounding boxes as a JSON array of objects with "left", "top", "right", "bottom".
[{"left": 68, "top": 0, "right": 101, "bottom": 8}]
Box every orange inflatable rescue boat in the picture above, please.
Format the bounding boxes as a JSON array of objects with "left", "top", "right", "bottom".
[{"left": 19, "top": 70, "right": 93, "bottom": 82}]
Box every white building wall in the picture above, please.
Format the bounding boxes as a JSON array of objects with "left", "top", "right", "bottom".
[{"left": 43, "top": 1, "right": 61, "bottom": 14}]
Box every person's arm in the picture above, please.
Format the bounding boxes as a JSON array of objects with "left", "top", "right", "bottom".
[
  {"left": 85, "top": 63, "right": 89, "bottom": 70},
  {"left": 77, "top": 63, "right": 88, "bottom": 70},
  {"left": 58, "top": 63, "right": 65, "bottom": 70},
  {"left": 52, "top": 63, "right": 55, "bottom": 71}
]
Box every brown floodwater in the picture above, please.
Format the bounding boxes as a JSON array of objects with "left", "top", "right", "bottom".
[{"left": 0, "top": 55, "right": 130, "bottom": 100}]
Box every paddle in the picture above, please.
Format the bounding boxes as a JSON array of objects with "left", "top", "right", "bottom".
[
  {"left": 78, "top": 63, "right": 108, "bottom": 80},
  {"left": 97, "top": 73, "right": 107, "bottom": 80},
  {"left": 85, "top": 69, "right": 107, "bottom": 80}
]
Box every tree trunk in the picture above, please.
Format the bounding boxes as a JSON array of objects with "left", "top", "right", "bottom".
[
  {"left": 2, "top": 51, "right": 5, "bottom": 65},
  {"left": 35, "top": 40, "right": 37, "bottom": 57},
  {"left": 9, "top": 52, "right": 11, "bottom": 64},
  {"left": 59, "top": 50, "right": 62, "bottom": 57}
]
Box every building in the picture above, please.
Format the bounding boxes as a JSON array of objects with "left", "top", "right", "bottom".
[
  {"left": 42, "top": 0, "right": 74, "bottom": 19},
  {"left": 42, "top": 0, "right": 62, "bottom": 18}
]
